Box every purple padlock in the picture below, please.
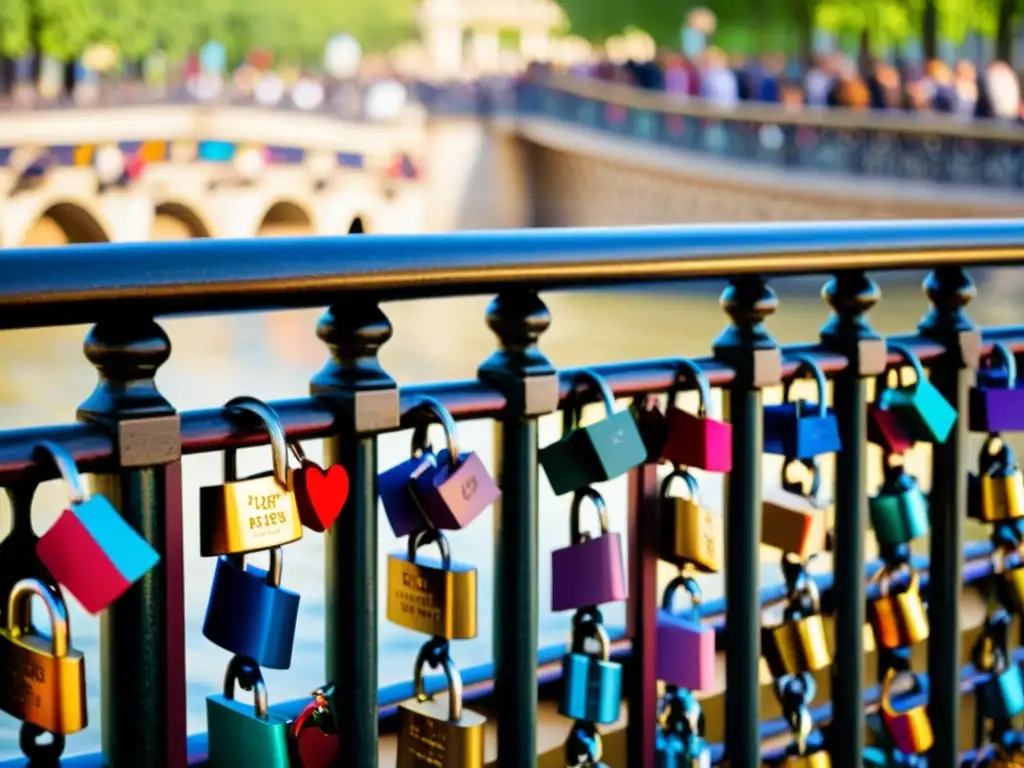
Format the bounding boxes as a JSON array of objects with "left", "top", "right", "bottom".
[
  {"left": 970, "top": 343, "right": 1024, "bottom": 433},
  {"left": 405, "top": 396, "right": 501, "bottom": 530},
  {"left": 378, "top": 451, "right": 437, "bottom": 538},
  {"left": 551, "top": 487, "right": 628, "bottom": 612},
  {"left": 656, "top": 575, "right": 715, "bottom": 691}
]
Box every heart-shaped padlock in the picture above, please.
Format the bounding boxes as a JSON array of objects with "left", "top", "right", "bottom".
[
  {"left": 290, "top": 442, "right": 349, "bottom": 533},
  {"left": 293, "top": 687, "right": 339, "bottom": 767}
]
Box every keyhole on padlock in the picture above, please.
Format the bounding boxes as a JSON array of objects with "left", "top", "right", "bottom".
[{"left": 20, "top": 723, "right": 65, "bottom": 764}]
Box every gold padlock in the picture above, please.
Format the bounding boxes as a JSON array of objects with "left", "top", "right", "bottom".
[
  {"left": 0, "top": 578, "right": 87, "bottom": 734},
  {"left": 977, "top": 437, "right": 1024, "bottom": 521},
  {"left": 199, "top": 397, "right": 303, "bottom": 556},
  {"left": 786, "top": 751, "right": 831, "bottom": 768},
  {"left": 387, "top": 530, "right": 478, "bottom": 639},
  {"left": 762, "top": 493, "right": 829, "bottom": 560},
  {"left": 397, "top": 640, "right": 485, "bottom": 768},
  {"left": 869, "top": 565, "right": 929, "bottom": 650},
  {"left": 659, "top": 469, "right": 723, "bottom": 573},
  {"left": 991, "top": 748, "right": 1024, "bottom": 767},
  {"left": 762, "top": 580, "right": 831, "bottom": 677},
  {"left": 1000, "top": 553, "right": 1024, "bottom": 616},
  {"left": 880, "top": 668, "right": 933, "bottom": 755}
]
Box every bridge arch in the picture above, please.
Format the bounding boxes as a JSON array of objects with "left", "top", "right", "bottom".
[
  {"left": 255, "top": 200, "right": 317, "bottom": 237},
  {"left": 153, "top": 201, "right": 213, "bottom": 240},
  {"left": 20, "top": 200, "right": 111, "bottom": 246}
]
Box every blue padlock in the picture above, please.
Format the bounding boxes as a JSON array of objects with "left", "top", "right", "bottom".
[
  {"left": 539, "top": 370, "right": 647, "bottom": 496},
  {"left": 763, "top": 355, "right": 841, "bottom": 459},
  {"left": 558, "top": 616, "right": 622, "bottom": 724},
  {"left": 971, "top": 343, "right": 1024, "bottom": 433},
  {"left": 877, "top": 342, "right": 957, "bottom": 445},
  {"left": 976, "top": 610, "right": 1024, "bottom": 721},
  {"left": 202, "top": 547, "right": 300, "bottom": 669}
]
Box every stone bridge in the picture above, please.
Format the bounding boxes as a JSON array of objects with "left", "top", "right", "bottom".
[{"left": 4, "top": 79, "right": 1024, "bottom": 247}]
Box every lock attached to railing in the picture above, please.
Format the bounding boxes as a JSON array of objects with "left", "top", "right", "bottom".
[
  {"left": 199, "top": 397, "right": 303, "bottom": 557},
  {"left": 869, "top": 564, "right": 929, "bottom": 651},
  {"left": 869, "top": 457, "right": 929, "bottom": 551},
  {"left": 206, "top": 655, "right": 291, "bottom": 767},
  {"left": 762, "top": 572, "right": 831, "bottom": 678},
  {"left": 289, "top": 440, "right": 348, "bottom": 533},
  {"left": 867, "top": 403, "right": 916, "bottom": 456},
  {"left": 969, "top": 435, "right": 1024, "bottom": 522},
  {"left": 762, "top": 458, "right": 830, "bottom": 560},
  {"left": 559, "top": 614, "right": 623, "bottom": 724},
  {"left": 656, "top": 576, "right": 715, "bottom": 692},
  {"left": 876, "top": 342, "right": 957, "bottom": 445},
  {"left": 657, "top": 688, "right": 710, "bottom": 768},
  {"left": 551, "top": 487, "right": 627, "bottom": 612},
  {"left": 659, "top": 469, "right": 723, "bottom": 573},
  {"left": 763, "top": 355, "right": 841, "bottom": 460},
  {"left": 659, "top": 359, "right": 732, "bottom": 472},
  {"left": 539, "top": 370, "right": 647, "bottom": 495},
  {"left": 971, "top": 343, "right": 1024, "bottom": 433},
  {"left": 880, "top": 667, "right": 934, "bottom": 755},
  {"left": 974, "top": 609, "right": 1024, "bottom": 721},
  {"left": 780, "top": 699, "right": 830, "bottom": 768}
]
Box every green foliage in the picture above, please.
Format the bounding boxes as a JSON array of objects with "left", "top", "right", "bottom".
[{"left": 0, "top": 0, "right": 31, "bottom": 56}]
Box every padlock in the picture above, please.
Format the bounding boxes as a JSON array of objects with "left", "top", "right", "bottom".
[
  {"left": 396, "top": 641, "right": 486, "bottom": 768},
  {"left": 199, "top": 397, "right": 303, "bottom": 556},
  {"left": 787, "top": 751, "right": 831, "bottom": 767},
  {"left": 0, "top": 578, "right": 86, "bottom": 734},
  {"left": 291, "top": 686, "right": 339, "bottom": 768},
  {"left": 656, "top": 576, "right": 715, "bottom": 691},
  {"left": 207, "top": 655, "right": 291, "bottom": 767},
  {"left": 869, "top": 461, "right": 930, "bottom": 549},
  {"left": 974, "top": 610, "right": 1024, "bottom": 721},
  {"left": 877, "top": 342, "right": 957, "bottom": 445},
  {"left": 982, "top": 660, "right": 1024, "bottom": 721},
  {"left": 386, "top": 529, "right": 478, "bottom": 639},
  {"left": 869, "top": 565, "right": 929, "bottom": 650},
  {"left": 289, "top": 441, "right": 348, "bottom": 533},
  {"left": 551, "top": 488, "right": 627, "bottom": 612},
  {"left": 379, "top": 447, "right": 438, "bottom": 538},
  {"left": 659, "top": 470, "right": 722, "bottom": 573},
  {"left": 559, "top": 617, "right": 623, "bottom": 724},
  {"left": 565, "top": 719, "right": 606, "bottom": 767},
  {"left": 1000, "top": 554, "right": 1024, "bottom": 615},
  {"left": 658, "top": 688, "right": 709, "bottom": 768},
  {"left": 992, "top": 749, "right": 1024, "bottom": 768},
  {"left": 0, "top": 485, "right": 59, "bottom": 625},
  {"left": 202, "top": 547, "right": 300, "bottom": 669},
  {"left": 867, "top": 405, "right": 915, "bottom": 455},
  {"left": 33, "top": 440, "right": 161, "bottom": 615},
  {"left": 880, "top": 668, "right": 934, "bottom": 755},
  {"left": 762, "top": 581, "right": 831, "bottom": 677},
  {"left": 763, "top": 355, "right": 841, "bottom": 460},
  {"left": 762, "top": 459, "right": 829, "bottom": 559},
  {"left": 406, "top": 398, "right": 501, "bottom": 530},
  {"left": 969, "top": 436, "right": 1024, "bottom": 522},
  {"left": 539, "top": 369, "right": 647, "bottom": 496},
  {"left": 970, "top": 343, "right": 1024, "bottom": 433},
  {"left": 655, "top": 730, "right": 711, "bottom": 768},
  {"left": 660, "top": 360, "right": 733, "bottom": 472}
]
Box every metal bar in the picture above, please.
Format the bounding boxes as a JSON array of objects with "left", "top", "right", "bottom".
[
  {"left": 626, "top": 462, "right": 660, "bottom": 768},
  {"left": 4, "top": 222, "right": 1024, "bottom": 329}
]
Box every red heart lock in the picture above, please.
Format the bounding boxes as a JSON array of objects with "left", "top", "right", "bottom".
[
  {"left": 297, "top": 723, "right": 339, "bottom": 767},
  {"left": 293, "top": 461, "right": 349, "bottom": 532}
]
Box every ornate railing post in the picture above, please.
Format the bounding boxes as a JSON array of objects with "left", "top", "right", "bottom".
[
  {"left": 713, "top": 277, "right": 782, "bottom": 768},
  {"left": 477, "top": 290, "right": 559, "bottom": 768},
  {"left": 311, "top": 299, "right": 400, "bottom": 768},
  {"left": 917, "top": 268, "right": 981, "bottom": 765},
  {"left": 820, "top": 273, "right": 886, "bottom": 766},
  {"left": 76, "top": 318, "right": 185, "bottom": 767}
]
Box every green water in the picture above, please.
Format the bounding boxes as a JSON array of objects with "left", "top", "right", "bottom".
[{"left": 0, "top": 271, "right": 1020, "bottom": 758}]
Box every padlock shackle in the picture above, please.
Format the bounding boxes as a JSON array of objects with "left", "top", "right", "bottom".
[
  {"left": 412, "top": 638, "right": 464, "bottom": 722},
  {"left": 408, "top": 528, "right": 451, "bottom": 570},
  {"left": 973, "top": 609, "right": 1013, "bottom": 674},
  {"left": 785, "top": 702, "right": 814, "bottom": 757},
  {"left": 227, "top": 546, "right": 284, "bottom": 588},
  {"left": 883, "top": 342, "right": 927, "bottom": 392},
  {"left": 563, "top": 370, "right": 617, "bottom": 433},
  {"left": 981, "top": 434, "right": 1020, "bottom": 478},
  {"left": 989, "top": 343, "right": 1019, "bottom": 390},
  {"left": 783, "top": 354, "right": 830, "bottom": 420},
  {"left": 661, "top": 574, "right": 703, "bottom": 617},
  {"left": 660, "top": 468, "right": 700, "bottom": 506},
  {"left": 32, "top": 440, "right": 88, "bottom": 505},
  {"left": 781, "top": 457, "right": 823, "bottom": 503},
  {"left": 222, "top": 396, "right": 290, "bottom": 488},
  {"left": 669, "top": 358, "right": 714, "bottom": 420},
  {"left": 880, "top": 667, "right": 925, "bottom": 717},
  {"left": 872, "top": 561, "right": 917, "bottom": 601},
  {"left": 7, "top": 578, "right": 69, "bottom": 658},
  {"left": 407, "top": 396, "right": 460, "bottom": 471},
  {"left": 223, "top": 654, "right": 270, "bottom": 721},
  {"left": 570, "top": 487, "right": 610, "bottom": 545},
  {"left": 570, "top": 617, "right": 611, "bottom": 661}
]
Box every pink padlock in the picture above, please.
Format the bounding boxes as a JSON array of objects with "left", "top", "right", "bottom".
[
  {"left": 656, "top": 576, "right": 716, "bottom": 691},
  {"left": 661, "top": 360, "right": 732, "bottom": 473},
  {"left": 551, "top": 488, "right": 628, "bottom": 612}
]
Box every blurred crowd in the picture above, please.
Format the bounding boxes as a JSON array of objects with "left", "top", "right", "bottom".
[{"left": 542, "top": 50, "right": 1024, "bottom": 121}]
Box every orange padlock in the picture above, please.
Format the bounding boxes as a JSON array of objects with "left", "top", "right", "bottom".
[{"left": 869, "top": 565, "right": 929, "bottom": 650}]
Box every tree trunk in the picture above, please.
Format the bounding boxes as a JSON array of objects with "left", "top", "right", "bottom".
[
  {"left": 997, "top": 0, "right": 1016, "bottom": 62},
  {"left": 29, "top": 12, "right": 42, "bottom": 86},
  {"left": 922, "top": 0, "right": 938, "bottom": 60},
  {"left": 793, "top": 0, "right": 814, "bottom": 67},
  {"left": 62, "top": 60, "right": 76, "bottom": 98},
  {"left": 0, "top": 56, "right": 13, "bottom": 97}
]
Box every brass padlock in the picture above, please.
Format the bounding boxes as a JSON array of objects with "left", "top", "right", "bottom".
[
  {"left": 998, "top": 547, "right": 1024, "bottom": 616},
  {"left": 973, "top": 436, "right": 1024, "bottom": 522},
  {"left": 762, "top": 579, "right": 831, "bottom": 677},
  {"left": 786, "top": 752, "right": 831, "bottom": 768},
  {"left": 397, "top": 641, "right": 485, "bottom": 767},
  {"left": 387, "top": 529, "right": 478, "bottom": 639},
  {"left": 762, "top": 458, "right": 829, "bottom": 560},
  {"left": 869, "top": 565, "right": 929, "bottom": 650},
  {"left": 200, "top": 397, "right": 303, "bottom": 556},
  {"left": 659, "top": 469, "right": 723, "bottom": 573},
  {"left": 0, "top": 578, "right": 87, "bottom": 735},
  {"left": 880, "top": 668, "right": 933, "bottom": 755}
]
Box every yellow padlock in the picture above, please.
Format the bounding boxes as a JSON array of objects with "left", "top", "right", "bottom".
[
  {"left": 1000, "top": 559, "right": 1024, "bottom": 616},
  {"left": 786, "top": 752, "right": 831, "bottom": 768},
  {"left": 762, "top": 579, "right": 831, "bottom": 678},
  {"left": 869, "top": 565, "right": 929, "bottom": 650},
  {"left": 991, "top": 748, "right": 1024, "bottom": 767},
  {"left": 973, "top": 436, "right": 1024, "bottom": 522},
  {"left": 880, "top": 668, "right": 933, "bottom": 755},
  {"left": 762, "top": 492, "right": 829, "bottom": 561},
  {"left": 659, "top": 469, "right": 723, "bottom": 573}
]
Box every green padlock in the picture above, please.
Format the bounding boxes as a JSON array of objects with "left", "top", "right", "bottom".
[
  {"left": 876, "top": 342, "right": 957, "bottom": 445},
  {"left": 539, "top": 369, "right": 647, "bottom": 496},
  {"left": 869, "top": 458, "right": 930, "bottom": 549},
  {"left": 206, "top": 655, "right": 291, "bottom": 768}
]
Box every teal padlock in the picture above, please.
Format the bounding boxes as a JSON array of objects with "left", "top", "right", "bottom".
[
  {"left": 558, "top": 617, "right": 623, "bottom": 724},
  {"left": 206, "top": 655, "right": 291, "bottom": 767},
  {"left": 539, "top": 369, "right": 647, "bottom": 496},
  {"left": 976, "top": 610, "right": 1024, "bottom": 720},
  {"left": 869, "top": 459, "right": 930, "bottom": 548},
  {"left": 877, "top": 342, "right": 957, "bottom": 445}
]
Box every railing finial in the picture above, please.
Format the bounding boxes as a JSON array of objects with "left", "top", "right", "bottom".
[
  {"left": 713, "top": 276, "right": 781, "bottom": 388},
  {"left": 919, "top": 267, "right": 979, "bottom": 340}
]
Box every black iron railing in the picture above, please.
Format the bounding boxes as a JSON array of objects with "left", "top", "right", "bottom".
[{"left": 1, "top": 220, "right": 1024, "bottom": 767}]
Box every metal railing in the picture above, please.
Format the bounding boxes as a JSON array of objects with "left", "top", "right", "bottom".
[{"left": 1, "top": 220, "right": 1024, "bottom": 767}]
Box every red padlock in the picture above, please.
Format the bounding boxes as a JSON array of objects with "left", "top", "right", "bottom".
[
  {"left": 868, "top": 404, "right": 915, "bottom": 455},
  {"left": 661, "top": 359, "right": 732, "bottom": 473},
  {"left": 292, "top": 687, "right": 339, "bottom": 767},
  {"left": 33, "top": 441, "right": 161, "bottom": 614},
  {"left": 289, "top": 441, "right": 349, "bottom": 533}
]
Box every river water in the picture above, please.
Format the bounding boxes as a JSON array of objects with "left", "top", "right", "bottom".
[{"left": 0, "top": 270, "right": 1021, "bottom": 759}]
